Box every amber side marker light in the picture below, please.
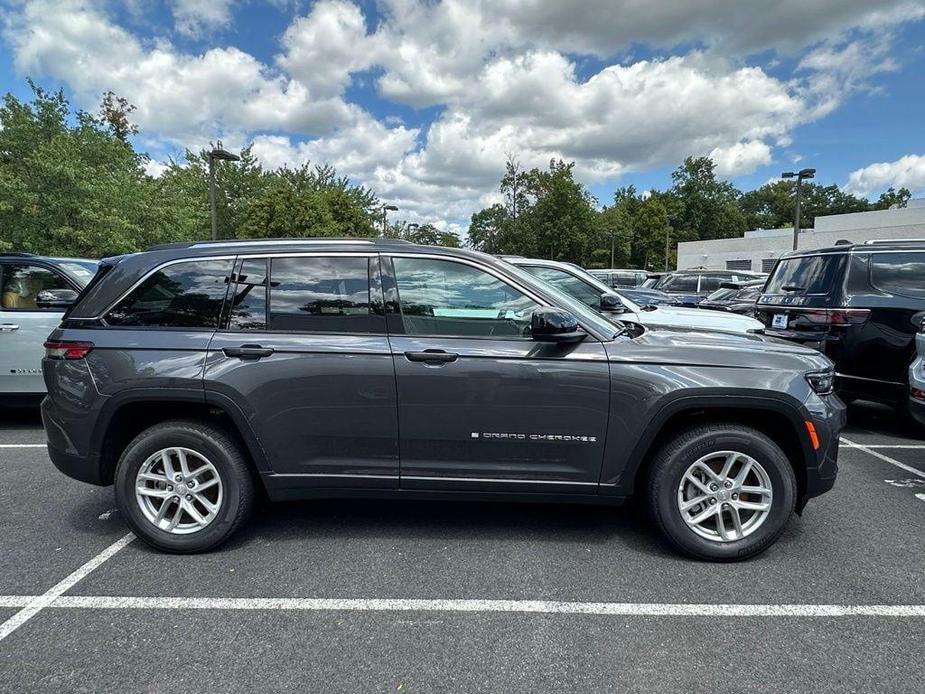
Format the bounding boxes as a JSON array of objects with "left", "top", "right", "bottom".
[{"left": 804, "top": 420, "right": 821, "bottom": 450}]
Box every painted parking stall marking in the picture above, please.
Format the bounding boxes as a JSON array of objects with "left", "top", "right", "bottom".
[
  {"left": 0, "top": 533, "right": 135, "bottom": 643},
  {"left": 0, "top": 595, "right": 923, "bottom": 618}
]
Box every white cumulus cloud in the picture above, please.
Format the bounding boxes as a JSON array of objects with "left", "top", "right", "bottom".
[{"left": 845, "top": 155, "right": 925, "bottom": 196}]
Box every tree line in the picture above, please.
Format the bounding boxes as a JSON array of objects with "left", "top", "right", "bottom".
[
  {"left": 468, "top": 156, "right": 911, "bottom": 269},
  {"left": 0, "top": 81, "right": 909, "bottom": 264},
  {"left": 0, "top": 83, "right": 458, "bottom": 258}
]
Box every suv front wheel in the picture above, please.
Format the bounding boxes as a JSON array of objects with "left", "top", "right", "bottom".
[
  {"left": 648, "top": 424, "right": 797, "bottom": 561},
  {"left": 114, "top": 420, "right": 255, "bottom": 553}
]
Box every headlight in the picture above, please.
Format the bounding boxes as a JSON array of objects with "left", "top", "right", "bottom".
[{"left": 806, "top": 369, "right": 834, "bottom": 395}]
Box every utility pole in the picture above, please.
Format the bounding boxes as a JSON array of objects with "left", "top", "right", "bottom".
[
  {"left": 782, "top": 168, "right": 816, "bottom": 251},
  {"left": 207, "top": 141, "right": 240, "bottom": 241},
  {"left": 664, "top": 223, "right": 671, "bottom": 271}
]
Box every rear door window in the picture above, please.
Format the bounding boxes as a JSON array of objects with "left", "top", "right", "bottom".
[
  {"left": 106, "top": 259, "right": 233, "bottom": 328},
  {"left": 869, "top": 252, "right": 925, "bottom": 299},
  {"left": 228, "top": 258, "right": 269, "bottom": 330},
  {"left": 764, "top": 255, "right": 844, "bottom": 295},
  {"left": 268, "top": 256, "right": 382, "bottom": 333}
]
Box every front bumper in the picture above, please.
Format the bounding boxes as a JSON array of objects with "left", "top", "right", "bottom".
[{"left": 801, "top": 394, "right": 846, "bottom": 506}]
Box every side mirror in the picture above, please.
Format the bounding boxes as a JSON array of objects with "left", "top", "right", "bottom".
[
  {"left": 599, "top": 293, "right": 626, "bottom": 313},
  {"left": 530, "top": 308, "right": 585, "bottom": 343},
  {"left": 35, "top": 289, "right": 78, "bottom": 310}
]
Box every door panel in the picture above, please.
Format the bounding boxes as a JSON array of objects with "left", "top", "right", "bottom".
[
  {"left": 390, "top": 336, "right": 610, "bottom": 491},
  {"left": 384, "top": 254, "right": 610, "bottom": 493},
  {"left": 205, "top": 332, "right": 399, "bottom": 484},
  {"left": 204, "top": 253, "right": 398, "bottom": 487}
]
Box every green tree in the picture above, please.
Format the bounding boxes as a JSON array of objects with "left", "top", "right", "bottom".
[
  {"left": 0, "top": 82, "right": 193, "bottom": 257},
  {"left": 670, "top": 156, "right": 747, "bottom": 241}
]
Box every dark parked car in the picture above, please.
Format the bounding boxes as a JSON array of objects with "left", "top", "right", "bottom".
[
  {"left": 910, "top": 320, "right": 925, "bottom": 427},
  {"left": 699, "top": 280, "right": 766, "bottom": 316},
  {"left": 42, "top": 238, "right": 843, "bottom": 560},
  {"left": 756, "top": 240, "right": 925, "bottom": 416},
  {"left": 652, "top": 270, "right": 765, "bottom": 307},
  {"left": 588, "top": 268, "right": 679, "bottom": 305}
]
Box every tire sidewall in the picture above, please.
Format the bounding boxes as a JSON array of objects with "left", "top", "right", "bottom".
[
  {"left": 655, "top": 429, "right": 796, "bottom": 561},
  {"left": 115, "top": 425, "right": 244, "bottom": 552}
]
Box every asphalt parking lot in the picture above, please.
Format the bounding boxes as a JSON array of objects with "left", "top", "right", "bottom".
[{"left": 0, "top": 403, "right": 923, "bottom": 693}]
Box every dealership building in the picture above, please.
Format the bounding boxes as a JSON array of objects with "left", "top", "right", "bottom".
[{"left": 676, "top": 199, "right": 925, "bottom": 272}]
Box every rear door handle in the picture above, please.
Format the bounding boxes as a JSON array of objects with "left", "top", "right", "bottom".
[
  {"left": 404, "top": 350, "right": 459, "bottom": 364},
  {"left": 0, "top": 324, "right": 19, "bottom": 332},
  {"left": 223, "top": 345, "right": 274, "bottom": 360}
]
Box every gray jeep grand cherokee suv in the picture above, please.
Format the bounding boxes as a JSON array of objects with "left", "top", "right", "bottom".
[{"left": 42, "top": 239, "right": 844, "bottom": 560}]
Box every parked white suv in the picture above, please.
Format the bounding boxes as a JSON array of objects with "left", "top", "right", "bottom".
[
  {"left": 505, "top": 257, "right": 764, "bottom": 334},
  {"left": 0, "top": 253, "right": 97, "bottom": 401}
]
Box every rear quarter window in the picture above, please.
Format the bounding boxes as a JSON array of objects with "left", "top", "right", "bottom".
[
  {"left": 106, "top": 259, "right": 233, "bottom": 328},
  {"left": 869, "top": 252, "right": 925, "bottom": 299}
]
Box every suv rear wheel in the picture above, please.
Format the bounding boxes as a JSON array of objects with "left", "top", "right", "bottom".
[
  {"left": 114, "top": 420, "right": 255, "bottom": 553},
  {"left": 647, "top": 424, "right": 797, "bottom": 561}
]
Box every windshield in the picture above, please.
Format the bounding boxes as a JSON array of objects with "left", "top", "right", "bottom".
[
  {"left": 706, "top": 287, "right": 738, "bottom": 302},
  {"left": 764, "top": 255, "right": 844, "bottom": 295},
  {"left": 55, "top": 260, "right": 99, "bottom": 287},
  {"left": 498, "top": 261, "right": 627, "bottom": 338}
]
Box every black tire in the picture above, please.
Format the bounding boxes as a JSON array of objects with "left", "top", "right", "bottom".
[
  {"left": 114, "top": 420, "right": 255, "bottom": 553},
  {"left": 647, "top": 424, "right": 797, "bottom": 562}
]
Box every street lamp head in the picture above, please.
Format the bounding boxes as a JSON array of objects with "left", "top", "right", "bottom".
[
  {"left": 383, "top": 204, "right": 399, "bottom": 212},
  {"left": 798, "top": 168, "right": 816, "bottom": 179},
  {"left": 210, "top": 148, "right": 240, "bottom": 162},
  {"left": 781, "top": 171, "right": 796, "bottom": 178}
]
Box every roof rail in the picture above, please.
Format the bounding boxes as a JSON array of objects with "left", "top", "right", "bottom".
[
  {"left": 0, "top": 251, "right": 36, "bottom": 257},
  {"left": 863, "top": 238, "right": 925, "bottom": 245},
  {"left": 148, "top": 237, "right": 412, "bottom": 251}
]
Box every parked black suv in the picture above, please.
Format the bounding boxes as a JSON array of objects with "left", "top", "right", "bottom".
[
  {"left": 42, "top": 239, "right": 844, "bottom": 560},
  {"left": 756, "top": 241, "right": 925, "bottom": 414}
]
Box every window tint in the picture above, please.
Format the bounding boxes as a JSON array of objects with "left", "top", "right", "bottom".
[
  {"left": 269, "top": 256, "right": 380, "bottom": 333},
  {"left": 764, "top": 254, "right": 844, "bottom": 295},
  {"left": 658, "top": 274, "right": 699, "bottom": 292},
  {"left": 613, "top": 272, "right": 638, "bottom": 287},
  {"left": 698, "top": 275, "right": 728, "bottom": 293},
  {"left": 1, "top": 264, "right": 70, "bottom": 310},
  {"left": 393, "top": 257, "right": 539, "bottom": 337},
  {"left": 869, "top": 252, "right": 925, "bottom": 299},
  {"left": 229, "top": 259, "right": 268, "bottom": 330},
  {"left": 107, "top": 259, "right": 232, "bottom": 328},
  {"left": 522, "top": 266, "right": 601, "bottom": 308}
]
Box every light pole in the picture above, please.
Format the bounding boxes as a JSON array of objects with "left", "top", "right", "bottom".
[
  {"left": 664, "top": 220, "right": 672, "bottom": 271},
  {"left": 380, "top": 204, "right": 398, "bottom": 237},
  {"left": 781, "top": 168, "right": 815, "bottom": 251},
  {"left": 208, "top": 142, "right": 240, "bottom": 241}
]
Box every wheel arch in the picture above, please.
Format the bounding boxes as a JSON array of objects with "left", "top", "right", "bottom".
[
  {"left": 92, "top": 388, "right": 272, "bottom": 485},
  {"left": 611, "top": 394, "right": 814, "bottom": 505}
]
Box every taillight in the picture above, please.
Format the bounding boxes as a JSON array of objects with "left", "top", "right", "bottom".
[
  {"left": 801, "top": 309, "right": 870, "bottom": 325},
  {"left": 912, "top": 388, "right": 925, "bottom": 402},
  {"left": 44, "top": 340, "right": 94, "bottom": 360}
]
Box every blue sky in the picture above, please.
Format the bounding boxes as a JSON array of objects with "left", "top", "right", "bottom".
[{"left": 1, "top": 0, "right": 924, "bottom": 232}]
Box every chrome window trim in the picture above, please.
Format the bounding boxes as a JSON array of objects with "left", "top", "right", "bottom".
[{"left": 190, "top": 239, "right": 375, "bottom": 248}]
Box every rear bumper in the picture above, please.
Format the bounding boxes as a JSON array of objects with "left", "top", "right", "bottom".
[
  {"left": 909, "top": 397, "right": 925, "bottom": 427},
  {"left": 41, "top": 393, "right": 108, "bottom": 486}
]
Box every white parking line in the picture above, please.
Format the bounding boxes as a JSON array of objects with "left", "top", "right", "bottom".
[
  {"left": 841, "top": 437, "right": 925, "bottom": 479},
  {"left": 0, "top": 595, "right": 922, "bottom": 617},
  {"left": 0, "top": 444, "right": 46, "bottom": 448},
  {"left": 0, "top": 533, "right": 134, "bottom": 643}
]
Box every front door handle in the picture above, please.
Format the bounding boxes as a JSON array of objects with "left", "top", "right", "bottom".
[
  {"left": 404, "top": 349, "right": 459, "bottom": 364},
  {"left": 0, "top": 324, "right": 20, "bottom": 332},
  {"left": 223, "top": 344, "right": 274, "bottom": 360}
]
